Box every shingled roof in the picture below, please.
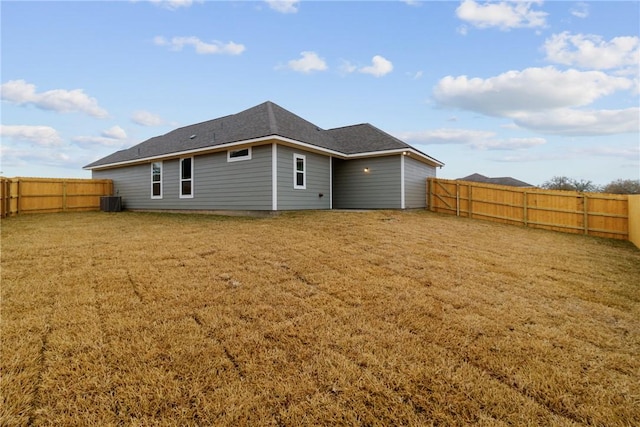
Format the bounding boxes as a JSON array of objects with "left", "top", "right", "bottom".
[{"left": 84, "top": 101, "right": 443, "bottom": 169}]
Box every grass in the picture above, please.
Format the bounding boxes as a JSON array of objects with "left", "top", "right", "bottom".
[{"left": 1, "top": 210, "right": 639, "bottom": 426}]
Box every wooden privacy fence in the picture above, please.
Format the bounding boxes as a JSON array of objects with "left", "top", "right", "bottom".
[
  {"left": 427, "top": 178, "right": 630, "bottom": 241},
  {"left": 0, "top": 177, "right": 113, "bottom": 218}
]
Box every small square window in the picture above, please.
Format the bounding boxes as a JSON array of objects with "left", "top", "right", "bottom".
[{"left": 228, "top": 147, "right": 252, "bottom": 162}]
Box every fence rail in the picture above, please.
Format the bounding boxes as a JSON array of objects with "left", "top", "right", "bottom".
[
  {"left": 427, "top": 178, "right": 630, "bottom": 240},
  {"left": 0, "top": 177, "right": 113, "bottom": 218}
]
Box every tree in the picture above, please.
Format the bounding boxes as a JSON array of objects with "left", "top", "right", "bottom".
[
  {"left": 540, "top": 176, "right": 575, "bottom": 191},
  {"left": 572, "top": 179, "right": 598, "bottom": 192},
  {"left": 602, "top": 179, "right": 640, "bottom": 194},
  {"left": 540, "top": 176, "right": 599, "bottom": 192}
]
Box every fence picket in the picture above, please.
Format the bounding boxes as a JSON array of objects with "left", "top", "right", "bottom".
[
  {"left": 427, "top": 178, "right": 630, "bottom": 240},
  {"left": 0, "top": 177, "right": 113, "bottom": 217}
]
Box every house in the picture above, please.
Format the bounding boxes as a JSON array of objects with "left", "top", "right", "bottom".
[
  {"left": 459, "top": 173, "right": 533, "bottom": 188},
  {"left": 84, "top": 101, "right": 444, "bottom": 211}
]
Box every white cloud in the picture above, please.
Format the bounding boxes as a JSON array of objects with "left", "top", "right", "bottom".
[
  {"left": 342, "top": 56, "right": 394, "bottom": 77},
  {"left": 359, "top": 55, "right": 394, "bottom": 77},
  {"left": 471, "top": 137, "right": 546, "bottom": 150},
  {"left": 286, "top": 51, "right": 328, "bottom": 73},
  {"left": 397, "top": 128, "right": 495, "bottom": 145},
  {"left": 265, "top": 0, "right": 299, "bottom": 14},
  {"left": 137, "top": 0, "right": 201, "bottom": 10},
  {"left": 576, "top": 145, "right": 639, "bottom": 160},
  {"left": 72, "top": 136, "right": 128, "bottom": 147},
  {"left": 154, "top": 36, "right": 245, "bottom": 55},
  {"left": 433, "top": 67, "right": 637, "bottom": 136},
  {"left": 544, "top": 32, "right": 640, "bottom": 70},
  {"left": 73, "top": 126, "right": 129, "bottom": 147},
  {"left": 0, "top": 79, "right": 108, "bottom": 118},
  {"left": 339, "top": 60, "right": 357, "bottom": 74},
  {"left": 101, "top": 126, "right": 127, "bottom": 140},
  {"left": 512, "top": 107, "right": 640, "bottom": 136},
  {"left": 570, "top": 2, "right": 589, "bottom": 19},
  {"left": 433, "top": 66, "right": 633, "bottom": 116},
  {"left": 396, "top": 128, "right": 546, "bottom": 151},
  {"left": 403, "top": 0, "right": 422, "bottom": 6},
  {"left": 0, "top": 125, "right": 63, "bottom": 147},
  {"left": 0, "top": 145, "right": 73, "bottom": 168},
  {"left": 132, "top": 110, "right": 164, "bottom": 126},
  {"left": 492, "top": 152, "right": 571, "bottom": 163},
  {"left": 455, "top": 0, "right": 547, "bottom": 30},
  {"left": 494, "top": 144, "right": 639, "bottom": 164}
]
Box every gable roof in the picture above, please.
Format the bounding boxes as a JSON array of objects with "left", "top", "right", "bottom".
[
  {"left": 459, "top": 173, "right": 534, "bottom": 187},
  {"left": 84, "top": 101, "right": 443, "bottom": 170}
]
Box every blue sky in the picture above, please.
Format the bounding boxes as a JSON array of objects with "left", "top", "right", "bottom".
[{"left": 1, "top": 0, "right": 639, "bottom": 186}]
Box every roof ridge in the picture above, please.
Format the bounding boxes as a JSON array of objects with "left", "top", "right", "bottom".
[
  {"left": 326, "top": 123, "right": 368, "bottom": 131},
  {"left": 266, "top": 101, "right": 279, "bottom": 134}
]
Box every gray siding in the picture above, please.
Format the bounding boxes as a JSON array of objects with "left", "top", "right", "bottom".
[
  {"left": 404, "top": 156, "right": 436, "bottom": 209},
  {"left": 276, "top": 145, "right": 331, "bottom": 210},
  {"left": 93, "top": 161, "right": 174, "bottom": 210},
  {"left": 92, "top": 144, "right": 272, "bottom": 210},
  {"left": 194, "top": 145, "right": 272, "bottom": 210},
  {"left": 333, "top": 156, "right": 401, "bottom": 209}
]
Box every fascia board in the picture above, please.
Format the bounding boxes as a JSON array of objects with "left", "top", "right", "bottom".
[
  {"left": 84, "top": 136, "right": 284, "bottom": 170},
  {"left": 84, "top": 135, "right": 443, "bottom": 170},
  {"left": 346, "top": 148, "right": 444, "bottom": 167}
]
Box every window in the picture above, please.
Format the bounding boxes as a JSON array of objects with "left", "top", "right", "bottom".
[
  {"left": 180, "top": 157, "right": 193, "bottom": 198},
  {"left": 293, "top": 153, "right": 306, "bottom": 189},
  {"left": 151, "top": 162, "right": 162, "bottom": 199},
  {"left": 227, "top": 147, "right": 251, "bottom": 162}
]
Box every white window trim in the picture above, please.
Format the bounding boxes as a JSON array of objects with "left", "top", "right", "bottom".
[
  {"left": 180, "top": 157, "right": 194, "bottom": 199},
  {"left": 227, "top": 147, "right": 252, "bottom": 162},
  {"left": 151, "top": 161, "right": 163, "bottom": 199},
  {"left": 293, "top": 153, "right": 306, "bottom": 189}
]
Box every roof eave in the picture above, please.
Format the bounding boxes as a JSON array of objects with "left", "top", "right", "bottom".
[
  {"left": 346, "top": 148, "right": 444, "bottom": 167},
  {"left": 84, "top": 136, "right": 444, "bottom": 171},
  {"left": 83, "top": 135, "right": 346, "bottom": 171}
]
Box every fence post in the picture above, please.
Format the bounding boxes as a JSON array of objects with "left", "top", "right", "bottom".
[
  {"left": 16, "top": 179, "right": 21, "bottom": 215},
  {"left": 0, "top": 179, "right": 5, "bottom": 218},
  {"left": 583, "top": 194, "right": 588, "bottom": 235},
  {"left": 456, "top": 183, "right": 460, "bottom": 217},
  {"left": 62, "top": 180, "right": 67, "bottom": 211},
  {"left": 4, "top": 179, "right": 7, "bottom": 218},
  {"left": 1, "top": 178, "right": 6, "bottom": 218},
  {"left": 523, "top": 191, "right": 528, "bottom": 226}
]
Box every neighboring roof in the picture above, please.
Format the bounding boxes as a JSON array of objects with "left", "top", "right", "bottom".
[
  {"left": 84, "top": 101, "right": 443, "bottom": 169},
  {"left": 459, "top": 173, "right": 534, "bottom": 187}
]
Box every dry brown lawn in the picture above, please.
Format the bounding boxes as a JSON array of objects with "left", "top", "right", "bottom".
[{"left": 1, "top": 210, "right": 639, "bottom": 426}]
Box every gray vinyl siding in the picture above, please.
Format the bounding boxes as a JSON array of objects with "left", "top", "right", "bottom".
[
  {"left": 93, "top": 162, "right": 173, "bottom": 210},
  {"left": 333, "top": 156, "right": 401, "bottom": 209},
  {"left": 276, "top": 145, "right": 331, "bottom": 210},
  {"left": 193, "top": 145, "right": 272, "bottom": 210},
  {"left": 404, "top": 156, "right": 436, "bottom": 209},
  {"left": 92, "top": 144, "right": 272, "bottom": 210}
]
